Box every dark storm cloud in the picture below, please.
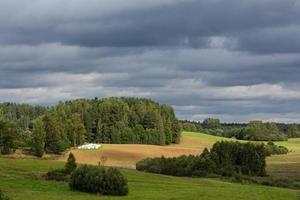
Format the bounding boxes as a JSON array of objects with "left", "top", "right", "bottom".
[
  {"left": 1, "top": 0, "right": 300, "bottom": 122},
  {"left": 1, "top": 0, "right": 300, "bottom": 52}
]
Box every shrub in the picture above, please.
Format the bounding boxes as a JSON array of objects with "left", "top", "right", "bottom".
[
  {"left": 265, "top": 142, "right": 288, "bottom": 156},
  {"left": 65, "top": 153, "right": 77, "bottom": 174},
  {"left": 45, "top": 169, "right": 68, "bottom": 181},
  {"left": 260, "top": 178, "right": 300, "bottom": 189},
  {"left": 69, "top": 165, "right": 128, "bottom": 196},
  {"left": 0, "top": 189, "right": 11, "bottom": 200},
  {"left": 45, "top": 153, "right": 77, "bottom": 181}
]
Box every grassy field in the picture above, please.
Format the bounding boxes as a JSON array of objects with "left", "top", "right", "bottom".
[
  {"left": 1, "top": 132, "right": 300, "bottom": 199},
  {"left": 63, "top": 132, "right": 300, "bottom": 180},
  {"left": 0, "top": 157, "right": 299, "bottom": 200},
  {"left": 268, "top": 138, "right": 300, "bottom": 180},
  {"left": 61, "top": 132, "right": 228, "bottom": 168}
]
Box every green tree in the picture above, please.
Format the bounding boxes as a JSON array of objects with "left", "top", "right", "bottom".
[
  {"left": 202, "top": 118, "right": 221, "bottom": 129},
  {"left": 65, "top": 153, "right": 77, "bottom": 174},
  {"left": 287, "top": 124, "right": 300, "bottom": 138},
  {"left": 0, "top": 120, "right": 18, "bottom": 154},
  {"left": 43, "top": 113, "right": 67, "bottom": 154},
  {"left": 31, "top": 117, "right": 46, "bottom": 157},
  {"left": 67, "top": 114, "right": 86, "bottom": 147}
]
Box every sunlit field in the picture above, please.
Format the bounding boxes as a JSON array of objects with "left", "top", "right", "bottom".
[
  {"left": 0, "top": 157, "right": 298, "bottom": 200},
  {"left": 61, "top": 131, "right": 300, "bottom": 183}
]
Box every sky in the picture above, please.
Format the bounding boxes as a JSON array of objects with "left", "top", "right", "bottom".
[{"left": 1, "top": 0, "right": 300, "bottom": 123}]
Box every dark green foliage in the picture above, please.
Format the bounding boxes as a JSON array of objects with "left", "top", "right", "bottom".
[
  {"left": 65, "top": 153, "right": 77, "bottom": 174},
  {"left": 235, "top": 121, "right": 287, "bottom": 141},
  {"left": 60, "top": 97, "right": 181, "bottom": 146},
  {"left": 229, "top": 174, "right": 300, "bottom": 189},
  {"left": 69, "top": 165, "right": 128, "bottom": 196},
  {"left": 0, "top": 120, "right": 18, "bottom": 154},
  {"left": 0, "top": 189, "right": 11, "bottom": 200},
  {"left": 43, "top": 112, "right": 67, "bottom": 154},
  {"left": 66, "top": 114, "right": 86, "bottom": 147},
  {"left": 265, "top": 141, "right": 288, "bottom": 156},
  {"left": 137, "top": 141, "right": 267, "bottom": 177},
  {"left": 31, "top": 117, "right": 45, "bottom": 157},
  {"left": 278, "top": 124, "right": 300, "bottom": 138},
  {"left": 210, "top": 141, "right": 267, "bottom": 176},
  {"left": 45, "top": 169, "right": 68, "bottom": 181},
  {"left": 202, "top": 118, "right": 221, "bottom": 129},
  {"left": 0, "top": 98, "right": 181, "bottom": 155},
  {"left": 260, "top": 178, "right": 300, "bottom": 189},
  {"left": 0, "top": 103, "right": 46, "bottom": 130},
  {"left": 182, "top": 122, "right": 198, "bottom": 132},
  {"left": 46, "top": 153, "right": 77, "bottom": 181}
]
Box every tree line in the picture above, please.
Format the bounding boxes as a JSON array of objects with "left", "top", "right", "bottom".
[
  {"left": 181, "top": 118, "right": 300, "bottom": 141},
  {"left": 0, "top": 97, "right": 181, "bottom": 156}
]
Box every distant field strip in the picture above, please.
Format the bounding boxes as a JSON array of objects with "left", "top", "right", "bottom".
[{"left": 62, "top": 131, "right": 300, "bottom": 181}]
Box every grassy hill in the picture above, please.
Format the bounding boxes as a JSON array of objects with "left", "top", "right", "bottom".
[
  {"left": 0, "top": 157, "right": 299, "bottom": 200},
  {"left": 60, "top": 131, "right": 232, "bottom": 168},
  {"left": 62, "top": 132, "right": 300, "bottom": 179},
  {"left": 1, "top": 131, "right": 299, "bottom": 199}
]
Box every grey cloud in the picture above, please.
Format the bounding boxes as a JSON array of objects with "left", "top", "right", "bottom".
[
  {"left": 1, "top": 0, "right": 300, "bottom": 52},
  {"left": 1, "top": 0, "right": 300, "bottom": 122}
]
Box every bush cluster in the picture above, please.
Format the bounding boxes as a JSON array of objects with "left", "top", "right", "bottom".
[
  {"left": 231, "top": 175, "right": 300, "bottom": 189},
  {"left": 137, "top": 141, "right": 267, "bottom": 177},
  {"left": 265, "top": 141, "right": 288, "bottom": 156},
  {"left": 137, "top": 149, "right": 216, "bottom": 177},
  {"left": 45, "top": 169, "right": 68, "bottom": 181},
  {"left": 0, "top": 190, "right": 11, "bottom": 200},
  {"left": 69, "top": 165, "right": 128, "bottom": 196},
  {"left": 260, "top": 178, "right": 300, "bottom": 189},
  {"left": 45, "top": 153, "right": 77, "bottom": 181}
]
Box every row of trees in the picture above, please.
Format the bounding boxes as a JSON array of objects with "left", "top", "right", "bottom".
[
  {"left": 0, "top": 103, "right": 46, "bottom": 130},
  {"left": 230, "top": 121, "right": 287, "bottom": 141},
  {"left": 137, "top": 141, "right": 268, "bottom": 177},
  {"left": 181, "top": 118, "right": 300, "bottom": 141},
  {"left": 0, "top": 97, "right": 182, "bottom": 156}
]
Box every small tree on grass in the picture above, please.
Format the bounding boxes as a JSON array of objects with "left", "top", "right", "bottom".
[{"left": 65, "top": 153, "right": 77, "bottom": 174}]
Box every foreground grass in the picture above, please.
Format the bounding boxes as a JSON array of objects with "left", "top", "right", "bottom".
[{"left": 0, "top": 158, "right": 299, "bottom": 200}]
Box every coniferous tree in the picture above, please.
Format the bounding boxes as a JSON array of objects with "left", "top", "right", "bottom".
[
  {"left": 44, "top": 113, "right": 66, "bottom": 154},
  {"left": 31, "top": 117, "right": 45, "bottom": 157},
  {"left": 65, "top": 153, "right": 77, "bottom": 174},
  {"left": 0, "top": 120, "right": 18, "bottom": 154},
  {"left": 67, "top": 114, "right": 86, "bottom": 147}
]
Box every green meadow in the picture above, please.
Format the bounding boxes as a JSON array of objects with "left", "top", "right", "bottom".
[{"left": 0, "top": 158, "right": 299, "bottom": 200}]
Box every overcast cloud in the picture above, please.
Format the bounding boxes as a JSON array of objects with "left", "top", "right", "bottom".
[{"left": 1, "top": 0, "right": 300, "bottom": 123}]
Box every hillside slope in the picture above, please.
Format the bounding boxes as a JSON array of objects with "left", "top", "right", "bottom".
[
  {"left": 62, "top": 131, "right": 300, "bottom": 181},
  {"left": 0, "top": 158, "right": 298, "bottom": 200}
]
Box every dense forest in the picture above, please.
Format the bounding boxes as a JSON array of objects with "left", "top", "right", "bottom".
[
  {"left": 181, "top": 118, "right": 300, "bottom": 141},
  {"left": 0, "top": 97, "right": 181, "bottom": 156}
]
